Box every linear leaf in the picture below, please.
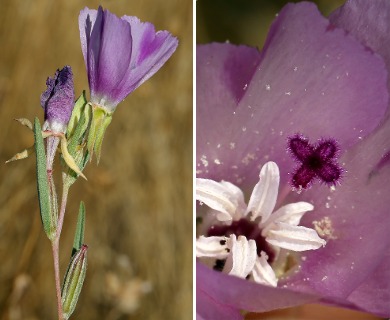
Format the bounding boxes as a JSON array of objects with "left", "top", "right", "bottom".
[
  {"left": 72, "top": 202, "right": 86, "bottom": 256},
  {"left": 34, "top": 117, "right": 56, "bottom": 240}
]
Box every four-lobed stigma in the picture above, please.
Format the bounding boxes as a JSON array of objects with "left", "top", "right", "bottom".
[{"left": 287, "top": 134, "right": 343, "bottom": 189}]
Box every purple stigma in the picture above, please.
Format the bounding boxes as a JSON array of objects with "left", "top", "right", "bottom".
[{"left": 287, "top": 134, "right": 343, "bottom": 189}]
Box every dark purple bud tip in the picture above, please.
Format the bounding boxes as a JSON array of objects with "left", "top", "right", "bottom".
[
  {"left": 40, "top": 66, "right": 75, "bottom": 134},
  {"left": 287, "top": 134, "right": 343, "bottom": 189}
]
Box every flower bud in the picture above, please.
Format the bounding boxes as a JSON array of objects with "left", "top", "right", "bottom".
[
  {"left": 61, "top": 244, "right": 88, "bottom": 320},
  {"left": 40, "top": 66, "right": 75, "bottom": 134}
]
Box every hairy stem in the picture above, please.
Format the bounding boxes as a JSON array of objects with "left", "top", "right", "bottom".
[{"left": 57, "top": 183, "right": 70, "bottom": 239}]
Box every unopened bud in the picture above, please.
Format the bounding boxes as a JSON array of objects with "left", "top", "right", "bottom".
[
  {"left": 41, "top": 66, "right": 75, "bottom": 134},
  {"left": 62, "top": 244, "right": 88, "bottom": 319}
]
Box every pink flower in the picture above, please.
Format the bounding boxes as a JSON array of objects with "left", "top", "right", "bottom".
[
  {"left": 79, "top": 6, "right": 178, "bottom": 112},
  {"left": 196, "top": 1, "right": 390, "bottom": 318}
]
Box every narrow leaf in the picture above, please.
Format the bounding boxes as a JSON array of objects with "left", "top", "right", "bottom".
[
  {"left": 72, "top": 202, "right": 86, "bottom": 256},
  {"left": 34, "top": 117, "right": 56, "bottom": 240}
]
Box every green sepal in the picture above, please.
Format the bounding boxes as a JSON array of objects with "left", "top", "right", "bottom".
[
  {"left": 62, "top": 97, "right": 91, "bottom": 187},
  {"left": 87, "top": 105, "right": 113, "bottom": 163},
  {"left": 72, "top": 202, "right": 85, "bottom": 256},
  {"left": 67, "top": 91, "right": 88, "bottom": 139},
  {"left": 34, "top": 118, "right": 56, "bottom": 240},
  {"left": 62, "top": 245, "right": 88, "bottom": 320}
]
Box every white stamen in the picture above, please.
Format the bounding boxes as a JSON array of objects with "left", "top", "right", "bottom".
[
  {"left": 266, "top": 223, "right": 326, "bottom": 251},
  {"left": 196, "top": 236, "right": 230, "bottom": 259},
  {"left": 252, "top": 252, "right": 278, "bottom": 287},
  {"left": 261, "top": 202, "right": 314, "bottom": 234},
  {"left": 246, "top": 161, "right": 279, "bottom": 222},
  {"left": 196, "top": 161, "right": 327, "bottom": 287},
  {"left": 223, "top": 235, "right": 257, "bottom": 279},
  {"left": 196, "top": 178, "right": 245, "bottom": 221}
]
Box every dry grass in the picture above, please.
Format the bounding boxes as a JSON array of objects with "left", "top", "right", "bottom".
[{"left": 0, "top": 0, "right": 192, "bottom": 319}]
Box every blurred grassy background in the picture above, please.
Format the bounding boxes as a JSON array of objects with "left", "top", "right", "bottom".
[
  {"left": 197, "top": 1, "right": 386, "bottom": 319},
  {"left": 0, "top": 0, "right": 192, "bottom": 319}
]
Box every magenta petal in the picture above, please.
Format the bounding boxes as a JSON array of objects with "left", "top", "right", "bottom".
[
  {"left": 197, "top": 2, "right": 388, "bottom": 190},
  {"left": 277, "top": 1, "right": 390, "bottom": 315},
  {"left": 197, "top": 1, "right": 390, "bottom": 317},
  {"left": 93, "top": 9, "right": 132, "bottom": 104},
  {"left": 197, "top": 262, "right": 320, "bottom": 316},
  {"left": 284, "top": 117, "right": 390, "bottom": 316},
  {"left": 79, "top": 8, "right": 97, "bottom": 67},
  {"left": 80, "top": 7, "right": 132, "bottom": 107},
  {"left": 119, "top": 16, "right": 179, "bottom": 98},
  {"left": 197, "top": 281, "right": 242, "bottom": 320},
  {"left": 79, "top": 7, "right": 178, "bottom": 111},
  {"left": 196, "top": 43, "right": 262, "bottom": 183},
  {"left": 346, "top": 249, "right": 390, "bottom": 318},
  {"left": 330, "top": 0, "right": 390, "bottom": 72}
]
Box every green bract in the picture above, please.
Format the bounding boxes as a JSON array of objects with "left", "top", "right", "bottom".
[{"left": 62, "top": 245, "right": 88, "bottom": 320}]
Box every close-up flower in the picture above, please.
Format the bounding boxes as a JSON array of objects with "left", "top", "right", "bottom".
[
  {"left": 196, "top": 1, "right": 390, "bottom": 319},
  {"left": 79, "top": 6, "right": 179, "bottom": 160}
]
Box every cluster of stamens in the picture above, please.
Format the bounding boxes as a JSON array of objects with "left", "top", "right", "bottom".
[{"left": 196, "top": 134, "right": 343, "bottom": 286}]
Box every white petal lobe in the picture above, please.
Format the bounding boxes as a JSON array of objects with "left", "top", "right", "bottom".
[
  {"left": 223, "top": 235, "right": 257, "bottom": 278},
  {"left": 266, "top": 222, "right": 326, "bottom": 251},
  {"left": 196, "top": 236, "right": 230, "bottom": 259},
  {"left": 252, "top": 252, "right": 278, "bottom": 287},
  {"left": 246, "top": 161, "right": 280, "bottom": 222},
  {"left": 196, "top": 178, "right": 242, "bottom": 221},
  {"left": 261, "top": 202, "right": 314, "bottom": 234}
]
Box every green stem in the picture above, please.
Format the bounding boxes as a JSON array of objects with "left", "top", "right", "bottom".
[
  {"left": 57, "top": 183, "right": 70, "bottom": 239},
  {"left": 52, "top": 240, "right": 64, "bottom": 320},
  {"left": 52, "top": 182, "right": 70, "bottom": 320}
]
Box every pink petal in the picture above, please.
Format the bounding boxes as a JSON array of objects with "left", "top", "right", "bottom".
[
  {"left": 197, "top": 2, "right": 388, "bottom": 191},
  {"left": 196, "top": 1, "right": 390, "bottom": 317},
  {"left": 330, "top": 0, "right": 390, "bottom": 74},
  {"left": 197, "top": 262, "right": 320, "bottom": 314},
  {"left": 284, "top": 118, "right": 390, "bottom": 316}
]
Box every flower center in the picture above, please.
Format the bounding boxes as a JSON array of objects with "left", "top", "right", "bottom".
[
  {"left": 196, "top": 161, "right": 326, "bottom": 285},
  {"left": 305, "top": 154, "right": 323, "bottom": 170},
  {"left": 207, "top": 219, "right": 276, "bottom": 263}
]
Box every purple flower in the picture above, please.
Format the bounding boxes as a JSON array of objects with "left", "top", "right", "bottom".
[
  {"left": 79, "top": 6, "right": 178, "bottom": 112},
  {"left": 40, "top": 66, "right": 75, "bottom": 134},
  {"left": 197, "top": 1, "right": 390, "bottom": 319}
]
